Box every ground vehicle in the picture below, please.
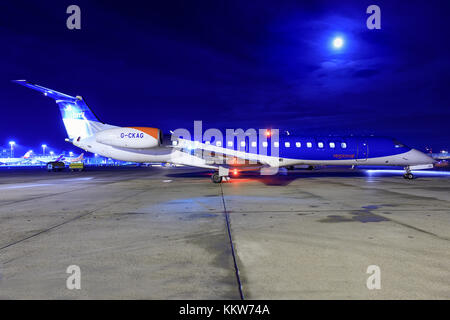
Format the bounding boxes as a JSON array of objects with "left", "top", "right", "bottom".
[
  {"left": 69, "top": 162, "right": 84, "bottom": 172},
  {"left": 47, "top": 161, "right": 65, "bottom": 172}
]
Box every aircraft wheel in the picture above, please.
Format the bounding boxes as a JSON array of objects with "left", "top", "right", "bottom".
[
  {"left": 211, "top": 172, "right": 223, "bottom": 183},
  {"left": 404, "top": 173, "right": 414, "bottom": 180}
]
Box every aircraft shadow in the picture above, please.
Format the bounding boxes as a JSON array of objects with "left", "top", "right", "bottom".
[{"left": 165, "top": 169, "right": 368, "bottom": 186}]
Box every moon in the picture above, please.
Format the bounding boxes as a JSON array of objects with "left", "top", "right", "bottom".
[{"left": 332, "top": 37, "right": 344, "bottom": 49}]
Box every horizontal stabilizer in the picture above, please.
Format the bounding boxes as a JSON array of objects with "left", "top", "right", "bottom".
[{"left": 13, "top": 80, "right": 77, "bottom": 102}]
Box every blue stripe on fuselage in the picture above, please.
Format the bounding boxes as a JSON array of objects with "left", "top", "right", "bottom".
[{"left": 277, "top": 136, "right": 410, "bottom": 160}]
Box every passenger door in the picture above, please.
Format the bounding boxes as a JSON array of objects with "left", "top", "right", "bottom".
[{"left": 356, "top": 141, "right": 368, "bottom": 162}]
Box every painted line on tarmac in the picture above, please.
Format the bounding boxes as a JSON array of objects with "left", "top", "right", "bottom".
[
  {"left": 0, "top": 187, "right": 153, "bottom": 252},
  {"left": 0, "top": 183, "right": 52, "bottom": 190},
  {"left": 220, "top": 183, "right": 245, "bottom": 300}
]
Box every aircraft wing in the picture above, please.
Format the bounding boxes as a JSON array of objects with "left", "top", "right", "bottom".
[{"left": 174, "top": 138, "right": 280, "bottom": 168}]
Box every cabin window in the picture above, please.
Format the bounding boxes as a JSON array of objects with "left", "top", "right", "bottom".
[
  {"left": 262, "top": 141, "right": 268, "bottom": 147},
  {"left": 240, "top": 141, "right": 245, "bottom": 147},
  {"left": 341, "top": 142, "right": 347, "bottom": 149},
  {"left": 216, "top": 141, "right": 222, "bottom": 147},
  {"left": 285, "top": 142, "right": 290, "bottom": 147},
  {"left": 329, "top": 142, "right": 335, "bottom": 148},
  {"left": 251, "top": 141, "right": 257, "bottom": 147},
  {"left": 296, "top": 142, "right": 301, "bottom": 148},
  {"left": 307, "top": 142, "right": 312, "bottom": 148},
  {"left": 318, "top": 142, "right": 324, "bottom": 148},
  {"left": 274, "top": 142, "right": 279, "bottom": 148},
  {"left": 227, "top": 141, "right": 233, "bottom": 147}
]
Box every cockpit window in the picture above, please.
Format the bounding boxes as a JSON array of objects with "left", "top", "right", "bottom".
[{"left": 393, "top": 139, "right": 405, "bottom": 148}]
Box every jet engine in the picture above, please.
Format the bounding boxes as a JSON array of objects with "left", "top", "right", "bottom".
[{"left": 95, "top": 127, "right": 162, "bottom": 149}]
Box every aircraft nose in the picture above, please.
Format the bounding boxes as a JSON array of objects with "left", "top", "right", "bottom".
[{"left": 410, "top": 149, "right": 436, "bottom": 164}]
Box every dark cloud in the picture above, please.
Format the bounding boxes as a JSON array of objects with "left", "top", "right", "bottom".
[{"left": 352, "top": 69, "right": 379, "bottom": 78}]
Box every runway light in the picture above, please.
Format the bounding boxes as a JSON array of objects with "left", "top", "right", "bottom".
[
  {"left": 332, "top": 37, "right": 344, "bottom": 49},
  {"left": 233, "top": 169, "right": 239, "bottom": 176}
]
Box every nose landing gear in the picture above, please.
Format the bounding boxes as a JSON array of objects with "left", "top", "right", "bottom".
[
  {"left": 403, "top": 172, "right": 414, "bottom": 180},
  {"left": 403, "top": 167, "right": 414, "bottom": 180}
]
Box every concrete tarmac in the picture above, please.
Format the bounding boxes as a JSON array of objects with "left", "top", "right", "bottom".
[{"left": 0, "top": 166, "right": 449, "bottom": 299}]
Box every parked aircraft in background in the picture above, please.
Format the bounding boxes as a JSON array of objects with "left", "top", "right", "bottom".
[
  {"left": 63, "top": 153, "right": 84, "bottom": 163},
  {"left": 431, "top": 151, "right": 449, "bottom": 160},
  {"left": 0, "top": 150, "right": 32, "bottom": 165},
  {"left": 14, "top": 80, "right": 435, "bottom": 182},
  {"left": 31, "top": 152, "right": 83, "bottom": 165},
  {"left": 31, "top": 153, "right": 64, "bottom": 164}
]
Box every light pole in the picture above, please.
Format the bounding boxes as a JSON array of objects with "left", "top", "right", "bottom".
[
  {"left": 9, "top": 141, "right": 15, "bottom": 158},
  {"left": 41, "top": 144, "right": 47, "bottom": 156}
]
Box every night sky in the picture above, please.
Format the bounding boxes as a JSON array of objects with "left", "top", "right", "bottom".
[{"left": 1, "top": 0, "right": 449, "bottom": 154}]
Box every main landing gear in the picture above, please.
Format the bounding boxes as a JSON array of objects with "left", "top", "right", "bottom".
[
  {"left": 211, "top": 172, "right": 223, "bottom": 183},
  {"left": 403, "top": 167, "right": 414, "bottom": 180},
  {"left": 211, "top": 167, "right": 230, "bottom": 183}
]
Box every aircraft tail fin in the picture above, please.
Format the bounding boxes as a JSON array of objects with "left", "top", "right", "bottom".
[
  {"left": 23, "top": 150, "right": 32, "bottom": 159},
  {"left": 13, "top": 80, "right": 108, "bottom": 140},
  {"left": 71, "top": 153, "right": 84, "bottom": 162}
]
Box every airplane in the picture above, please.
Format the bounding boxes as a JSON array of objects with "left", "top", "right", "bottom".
[
  {"left": 30, "top": 152, "right": 83, "bottom": 166},
  {"left": 31, "top": 153, "right": 64, "bottom": 164},
  {"left": 0, "top": 150, "right": 32, "bottom": 165},
  {"left": 431, "top": 151, "right": 450, "bottom": 160},
  {"left": 13, "top": 80, "right": 435, "bottom": 183},
  {"left": 63, "top": 153, "right": 84, "bottom": 163}
]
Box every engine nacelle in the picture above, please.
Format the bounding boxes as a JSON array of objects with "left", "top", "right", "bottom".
[{"left": 95, "top": 127, "right": 162, "bottom": 149}]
